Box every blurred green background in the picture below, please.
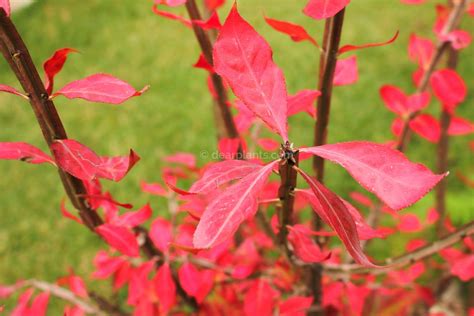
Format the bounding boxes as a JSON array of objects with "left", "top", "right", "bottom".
[{"left": 0, "top": 0, "right": 472, "bottom": 313}]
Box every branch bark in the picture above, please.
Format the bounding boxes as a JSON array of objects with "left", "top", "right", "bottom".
[
  {"left": 395, "top": 0, "right": 467, "bottom": 152},
  {"left": 0, "top": 9, "right": 103, "bottom": 230},
  {"left": 309, "top": 9, "right": 345, "bottom": 315}
]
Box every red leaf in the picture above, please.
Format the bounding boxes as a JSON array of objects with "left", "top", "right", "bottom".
[
  {"left": 288, "top": 89, "right": 320, "bottom": 118},
  {"left": 113, "top": 204, "right": 152, "bottom": 227},
  {"left": 96, "top": 224, "right": 139, "bottom": 257},
  {"left": 178, "top": 263, "right": 215, "bottom": 303},
  {"left": 303, "top": 0, "right": 350, "bottom": 20},
  {"left": 408, "top": 34, "right": 434, "bottom": 68},
  {"left": 193, "top": 161, "right": 277, "bottom": 248},
  {"left": 152, "top": 5, "right": 192, "bottom": 27},
  {"left": 218, "top": 138, "right": 241, "bottom": 160},
  {"left": 401, "top": 0, "right": 425, "bottom": 4},
  {"left": 0, "top": 1, "right": 10, "bottom": 16},
  {"left": 43, "top": 48, "right": 78, "bottom": 94},
  {"left": 296, "top": 168, "right": 376, "bottom": 266},
  {"left": 430, "top": 69, "right": 467, "bottom": 108},
  {"left": 51, "top": 139, "right": 139, "bottom": 182},
  {"left": 380, "top": 85, "right": 429, "bottom": 116},
  {"left": 300, "top": 142, "right": 445, "bottom": 210},
  {"left": 339, "top": 31, "right": 399, "bottom": 55},
  {"left": 11, "top": 289, "right": 33, "bottom": 316},
  {"left": 164, "top": 152, "right": 196, "bottom": 168},
  {"left": 0, "top": 84, "right": 28, "bottom": 99},
  {"left": 193, "top": 53, "right": 214, "bottom": 73},
  {"left": 153, "top": 263, "right": 176, "bottom": 314},
  {"left": 264, "top": 16, "right": 318, "bottom": 47},
  {"left": 333, "top": 56, "right": 358, "bottom": 86},
  {"left": 149, "top": 217, "right": 173, "bottom": 252},
  {"left": 409, "top": 114, "right": 440, "bottom": 143},
  {"left": 92, "top": 250, "right": 125, "bottom": 279},
  {"left": 257, "top": 138, "right": 280, "bottom": 151},
  {"left": 287, "top": 225, "right": 331, "bottom": 263},
  {"left": 341, "top": 198, "right": 390, "bottom": 240},
  {"left": 244, "top": 280, "right": 279, "bottom": 316},
  {"left": 193, "top": 11, "right": 222, "bottom": 30},
  {"left": 214, "top": 5, "right": 289, "bottom": 141},
  {"left": 54, "top": 73, "right": 148, "bottom": 104},
  {"left": 0, "top": 142, "right": 55, "bottom": 164},
  {"left": 451, "top": 255, "right": 474, "bottom": 281},
  {"left": 448, "top": 117, "right": 474, "bottom": 136},
  {"left": 279, "top": 296, "right": 313, "bottom": 316},
  {"left": 205, "top": 0, "right": 225, "bottom": 11},
  {"left": 60, "top": 199, "right": 83, "bottom": 224},
  {"left": 190, "top": 160, "right": 261, "bottom": 194}
]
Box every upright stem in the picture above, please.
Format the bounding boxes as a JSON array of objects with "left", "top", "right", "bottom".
[
  {"left": 278, "top": 151, "right": 299, "bottom": 255},
  {"left": 435, "top": 0, "right": 460, "bottom": 237},
  {"left": 0, "top": 9, "right": 102, "bottom": 230},
  {"left": 396, "top": 0, "right": 466, "bottom": 152},
  {"left": 308, "top": 10, "right": 345, "bottom": 315},
  {"left": 184, "top": 0, "right": 241, "bottom": 144}
]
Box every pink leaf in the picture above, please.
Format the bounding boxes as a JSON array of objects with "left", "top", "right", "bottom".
[
  {"left": 213, "top": 5, "right": 289, "bottom": 141},
  {"left": 451, "top": 255, "right": 474, "bottom": 281},
  {"left": 96, "top": 224, "right": 139, "bottom": 257},
  {"left": 149, "top": 217, "right": 173, "bottom": 252},
  {"left": 401, "top": 0, "right": 426, "bottom": 4},
  {"left": 430, "top": 69, "right": 467, "bottom": 108},
  {"left": 279, "top": 296, "right": 313, "bottom": 316},
  {"left": 341, "top": 198, "right": 390, "bottom": 240},
  {"left": 60, "top": 199, "right": 83, "bottom": 225},
  {"left": 54, "top": 74, "right": 148, "bottom": 104},
  {"left": 140, "top": 181, "right": 168, "bottom": 196},
  {"left": 193, "top": 161, "right": 277, "bottom": 248},
  {"left": 218, "top": 138, "right": 241, "bottom": 160},
  {"left": 287, "top": 89, "right": 320, "bottom": 118},
  {"left": 205, "top": 0, "right": 225, "bottom": 11},
  {"left": 51, "top": 139, "right": 139, "bottom": 182},
  {"left": 257, "top": 138, "right": 280, "bottom": 151},
  {"left": 0, "top": 142, "right": 54, "bottom": 164},
  {"left": 193, "top": 53, "right": 214, "bottom": 73},
  {"left": 29, "top": 292, "right": 50, "bottom": 316},
  {"left": 380, "top": 85, "right": 430, "bottom": 116},
  {"left": 296, "top": 168, "right": 376, "bottom": 266},
  {"left": 11, "top": 289, "right": 33, "bottom": 316},
  {"left": 448, "top": 117, "right": 474, "bottom": 136},
  {"left": 300, "top": 142, "right": 445, "bottom": 210},
  {"left": 154, "top": 0, "right": 186, "bottom": 6},
  {"left": 409, "top": 114, "right": 441, "bottom": 143},
  {"left": 441, "top": 30, "right": 472, "bottom": 50},
  {"left": 113, "top": 204, "right": 152, "bottom": 227},
  {"left": 287, "top": 225, "right": 331, "bottom": 263},
  {"left": 244, "top": 280, "right": 279, "bottom": 316},
  {"left": 397, "top": 214, "right": 422, "bottom": 232},
  {"left": 408, "top": 34, "right": 434, "bottom": 68},
  {"left": 333, "top": 56, "right": 358, "bottom": 86},
  {"left": 0, "top": 84, "right": 28, "bottom": 99},
  {"left": 303, "top": 0, "right": 350, "bottom": 20},
  {"left": 264, "top": 16, "right": 318, "bottom": 47},
  {"left": 339, "top": 31, "right": 399, "bottom": 55},
  {"left": 164, "top": 152, "right": 196, "bottom": 168},
  {"left": 43, "top": 48, "right": 78, "bottom": 94},
  {"left": 153, "top": 263, "right": 176, "bottom": 314},
  {"left": 190, "top": 160, "right": 261, "bottom": 195},
  {"left": 193, "top": 11, "right": 222, "bottom": 30},
  {"left": 0, "top": 0, "right": 10, "bottom": 16}
]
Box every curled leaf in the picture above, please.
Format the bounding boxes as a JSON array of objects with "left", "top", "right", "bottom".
[
  {"left": 264, "top": 16, "right": 319, "bottom": 47},
  {"left": 339, "top": 31, "right": 399, "bottom": 55},
  {"left": 0, "top": 142, "right": 54, "bottom": 164},
  {"left": 43, "top": 48, "right": 78, "bottom": 94}
]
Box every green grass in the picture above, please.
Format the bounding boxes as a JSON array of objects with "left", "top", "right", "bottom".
[{"left": 0, "top": 0, "right": 472, "bottom": 313}]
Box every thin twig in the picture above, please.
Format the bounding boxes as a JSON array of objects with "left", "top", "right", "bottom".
[
  {"left": 395, "top": 0, "right": 467, "bottom": 151},
  {"left": 323, "top": 220, "right": 474, "bottom": 277},
  {"left": 26, "top": 279, "right": 104, "bottom": 315}
]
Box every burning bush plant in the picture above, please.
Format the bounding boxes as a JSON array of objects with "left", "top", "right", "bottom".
[{"left": 0, "top": 0, "right": 473, "bottom": 315}]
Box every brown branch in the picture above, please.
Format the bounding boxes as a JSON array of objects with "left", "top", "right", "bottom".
[
  {"left": 323, "top": 220, "right": 474, "bottom": 277},
  {"left": 308, "top": 9, "right": 345, "bottom": 315},
  {"left": 184, "top": 0, "right": 241, "bottom": 146},
  {"left": 395, "top": 0, "right": 467, "bottom": 152},
  {"left": 88, "top": 292, "right": 130, "bottom": 316},
  {"left": 278, "top": 150, "right": 299, "bottom": 256},
  {"left": 0, "top": 9, "right": 103, "bottom": 230}
]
